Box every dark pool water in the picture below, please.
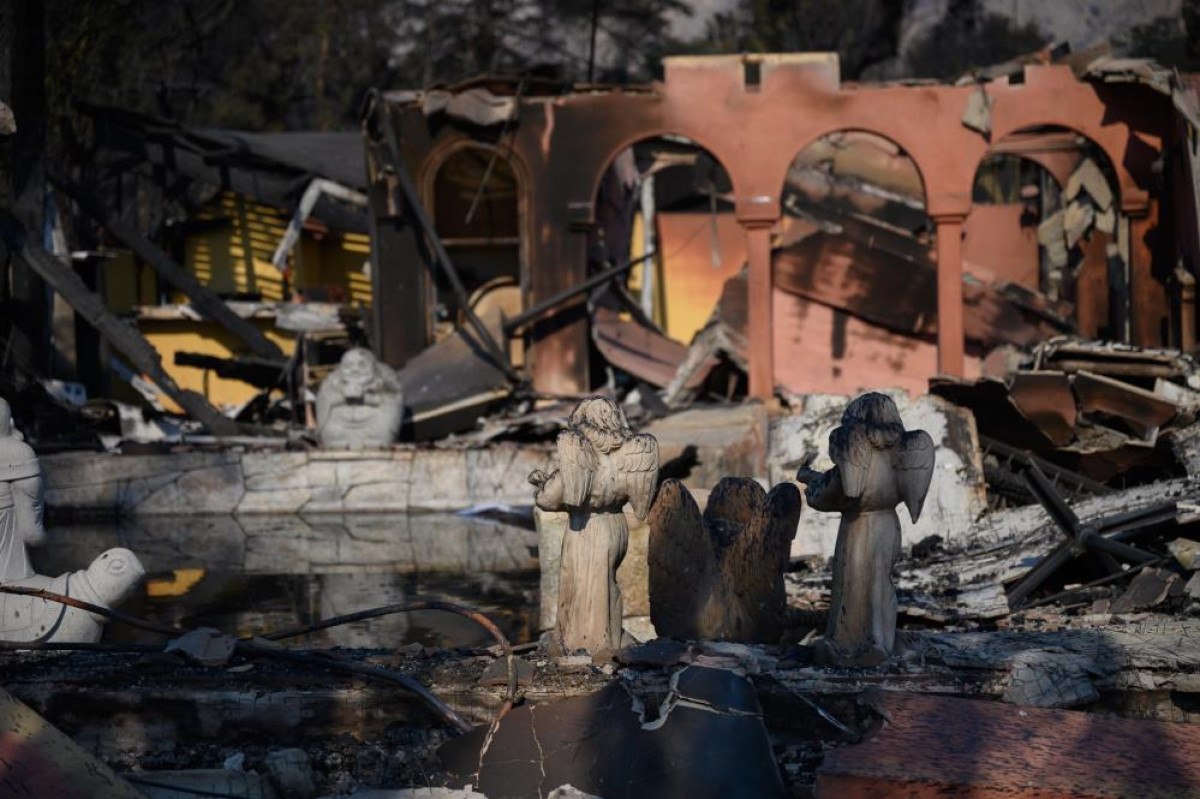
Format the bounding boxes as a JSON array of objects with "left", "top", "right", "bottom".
[{"left": 33, "top": 513, "right": 541, "bottom": 649}]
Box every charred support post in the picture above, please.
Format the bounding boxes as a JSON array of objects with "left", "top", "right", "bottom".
[
  {"left": 742, "top": 220, "right": 775, "bottom": 400},
  {"left": 1128, "top": 204, "right": 1168, "bottom": 347},
  {"left": 933, "top": 213, "right": 966, "bottom": 376}
]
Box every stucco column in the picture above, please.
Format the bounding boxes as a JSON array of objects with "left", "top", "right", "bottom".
[
  {"left": 933, "top": 213, "right": 966, "bottom": 377},
  {"left": 743, "top": 222, "right": 774, "bottom": 400}
]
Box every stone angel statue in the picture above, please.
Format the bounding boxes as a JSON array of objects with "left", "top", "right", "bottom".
[
  {"left": 648, "top": 477, "right": 802, "bottom": 643},
  {"left": 796, "top": 392, "right": 934, "bottom": 667},
  {"left": 529, "top": 397, "right": 658, "bottom": 655}
]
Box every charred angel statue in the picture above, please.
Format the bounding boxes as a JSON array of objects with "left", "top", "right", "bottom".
[
  {"left": 796, "top": 393, "right": 934, "bottom": 667},
  {"left": 648, "top": 477, "right": 802, "bottom": 643},
  {"left": 529, "top": 397, "right": 658, "bottom": 655}
]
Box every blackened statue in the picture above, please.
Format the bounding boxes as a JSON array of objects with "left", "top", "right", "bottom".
[{"left": 797, "top": 393, "right": 934, "bottom": 667}]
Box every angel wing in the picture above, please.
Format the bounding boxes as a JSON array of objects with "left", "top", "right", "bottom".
[
  {"left": 647, "top": 479, "right": 714, "bottom": 640},
  {"left": 613, "top": 433, "right": 659, "bottom": 520},
  {"left": 829, "top": 424, "right": 872, "bottom": 500},
  {"left": 715, "top": 479, "right": 802, "bottom": 642},
  {"left": 894, "top": 429, "right": 935, "bottom": 522},
  {"left": 556, "top": 430, "right": 598, "bottom": 507}
]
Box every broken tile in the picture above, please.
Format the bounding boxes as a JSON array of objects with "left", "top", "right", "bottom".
[
  {"left": 1008, "top": 371, "right": 1077, "bottom": 446},
  {"left": 1110, "top": 567, "right": 1183, "bottom": 614},
  {"left": 1074, "top": 370, "right": 1179, "bottom": 439}
]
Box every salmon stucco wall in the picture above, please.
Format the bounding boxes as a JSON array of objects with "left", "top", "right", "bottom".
[{"left": 771, "top": 290, "right": 981, "bottom": 397}]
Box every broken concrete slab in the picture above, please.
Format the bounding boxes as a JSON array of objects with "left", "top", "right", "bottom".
[
  {"left": 1001, "top": 649, "right": 1099, "bottom": 708},
  {"left": 41, "top": 445, "right": 555, "bottom": 516},
  {"left": 816, "top": 691, "right": 1200, "bottom": 798},
  {"left": 642, "top": 403, "right": 770, "bottom": 489},
  {"left": 770, "top": 393, "right": 986, "bottom": 559},
  {"left": 0, "top": 686, "right": 147, "bottom": 799},
  {"left": 1169, "top": 538, "right": 1200, "bottom": 569},
  {"left": 439, "top": 665, "right": 786, "bottom": 799},
  {"left": 262, "top": 748, "right": 316, "bottom": 799}
]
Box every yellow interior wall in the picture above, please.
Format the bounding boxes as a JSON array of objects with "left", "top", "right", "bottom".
[
  {"left": 316, "top": 231, "right": 373, "bottom": 305},
  {"left": 140, "top": 319, "right": 296, "bottom": 412},
  {"left": 185, "top": 193, "right": 289, "bottom": 301},
  {"left": 123, "top": 191, "right": 375, "bottom": 412},
  {"left": 103, "top": 250, "right": 159, "bottom": 313}
]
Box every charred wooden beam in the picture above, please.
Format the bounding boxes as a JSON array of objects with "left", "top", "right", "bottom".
[
  {"left": 173, "top": 351, "right": 287, "bottom": 389},
  {"left": 53, "top": 177, "right": 285, "bottom": 362},
  {"left": 1006, "top": 462, "right": 1173, "bottom": 609},
  {"left": 0, "top": 214, "right": 238, "bottom": 435},
  {"left": 368, "top": 93, "right": 516, "bottom": 382}
]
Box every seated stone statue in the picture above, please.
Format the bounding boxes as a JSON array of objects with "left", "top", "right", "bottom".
[
  {"left": 0, "top": 397, "right": 147, "bottom": 643},
  {"left": 315, "top": 347, "right": 404, "bottom": 449}
]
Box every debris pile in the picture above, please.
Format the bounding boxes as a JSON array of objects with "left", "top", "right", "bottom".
[{"left": 933, "top": 338, "right": 1200, "bottom": 493}]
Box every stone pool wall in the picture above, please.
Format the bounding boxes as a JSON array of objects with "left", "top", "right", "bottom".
[{"left": 42, "top": 445, "right": 555, "bottom": 516}]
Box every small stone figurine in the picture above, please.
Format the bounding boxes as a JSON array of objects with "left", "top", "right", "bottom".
[
  {"left": 796, "top": 393, "right": 934, "bottom": 667},
  {"left": 0, "top": 397, "right": 146, "bottom": 644},
  {"left": 529, "top": 397, "right": 658, "bottom": 655},
  {"left": 316, "top": 347, "right": 404, "bottom": 449}
]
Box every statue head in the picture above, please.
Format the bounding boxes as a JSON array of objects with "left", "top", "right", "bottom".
[
  {"left": 842, "top": 392, "right": 904, "bottom": 449},
  {"left": 569, "top": 396, "right": 630, "bottom": 454},
  {"left": 336, "top": 348, "right": 383, "bottom": 396},
  {"left": 83, "top": 548, "right": 146, "bottom": 606}
]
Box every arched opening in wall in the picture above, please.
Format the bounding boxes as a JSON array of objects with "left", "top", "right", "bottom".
[
  {"left": 967, "top": 126, "right": 1122, "bottom": 342},
  {"left": 589, "top": 135, "right": 743, "bottom": 396},
  {"left": 775, "top": 130, "right": 944, "bottom": 397},
  {"left": 428, "top": 143, "right": 524, "bottom": 360}
]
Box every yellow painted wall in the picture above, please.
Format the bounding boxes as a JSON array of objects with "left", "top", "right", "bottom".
[
  {"left": 103, "top": 250, "right": 159, "bottom": 313},
  {"left": 140, "top": 318, "right": 296, "bottom": 413},
  {"left": 109, "top": 191, "right": 374, "bottom": 411},
  {"left": 182, "top": 192, "right": 373, "bottom": 305}
]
